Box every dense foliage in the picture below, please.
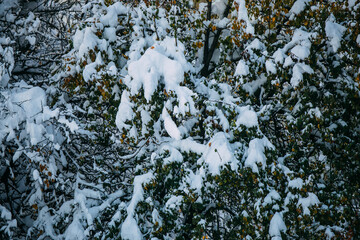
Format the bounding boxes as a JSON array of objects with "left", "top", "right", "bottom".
[{"left": 1, "top": 0, "right": 359, "bottom": 239}]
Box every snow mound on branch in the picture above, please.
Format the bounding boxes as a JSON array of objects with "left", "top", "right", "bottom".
[
  {"left": 290, "top": 0, "right": 310, "bottom": 16},
  {"left": 236, "top": 106, "right": 258, "bottom": 128},
  {"left": 100, "top": 2, "right": 127, "bottom": 27},
  {"left": 325, "top": 15, "right": 346, "bottom": 52},
  {"left": 115, "top": 90, "right": 134, "bottom": 130},
  {"left": 121, "top": 172, "right": 154, "bottom": 240},
  {"left": 162, "top": 107, "right": 182, "bottom": 140},
  {"left": 245, "top": 137, "right": 274, "bottom": 173},
  {"left": 201, "top": 132, "right": 237, "bottom": 175},
  {"left": 125, "top": 37, "right": 195, "bottom": 115},
  {"left": 10, "top": 87, "right": 46, "bottom": 118},
  {"left": 297, "top": 193, "right": 319, "bottom": 215},
  {"left": 235, "top": 0, "right": 254, "bottom": 34},
  {"left": 269, "top": 212, "right": 286, "bottom": 239},
  {"left": 235, "top": 60, "right": 249, "bottom": 76}
]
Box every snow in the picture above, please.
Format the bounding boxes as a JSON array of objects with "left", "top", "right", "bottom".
[
  {"left": 348, "top": 0, "right": 357, "bottom": 8},
  {"left": 187, "top": 169, "right": 204, "bottom": 193},
  {"left": 165, "top": 195, "right": 183, "bottom": 212},
  {"left": 128, "top": 43, "right": 183, "bottom": 101},
  {"left": 201, "top": 132, "right": 237, "bottom": 175},
  {"left": 283, "top": 57, "right": 294, "bottom": 68},
  {"left": 235, "top": 60, "right": 249, "bottom": 76},
  {"left": 266, "top": 60, "right": 277, "bottom": 74},
  {"left": 0, "top": 205, "right": 12, "bottom": 220},
  {"left": 82, "top": 52, "right": 103, "bottom": 82},
  {"left": 170, "top": 138, "right": 207, "bottom": 155},
  {"left": 27, "top": 122, "right": 45, "bottom": 145},
  {"left": 357, "top": 34, "right": 360, "bottom": 46},
  {"left": 290, "top": 0, "right": 310, "bottom": 15},
  {"left": 291, "top": 45, "right": 310, "bottom": 60},
  {"left": 103, "top": 27, "right": 116, "bottom": 42},
  {"left": 75, "top": 27, "right": 99, "bottom": 59},
  {"left": 245, "top": 137, "right": 274, "bottom": 173},
  {"left": 25, "top": 36, "right": 36, "bottom": 45},
  {"left": 269, "top": 212, "right": 286, "bottom": 239},
  {"left": 297, "top": 193, "right": 320, "bottom": 215},
  {"left": 236, "top": 0, "right": 254, "bottom": 34},
  {"left": 100, "top": 2, "right": 127, "bottom": 27},
  {"left": 273, "top": 49, "right": 285, "bottom": 64},
  {"left": 65, "top": 216, "right": 85, "bottom": 240},
  {"left": 0, "top": 0, "right": 18, "bottom": 17},
  {"left": 288, "top": 178, "right": 304, "bottom": 189},
  {"left": 236, "top": 106, "right": 258, "bottom": 128},
  {"left": 58, "top": 116, "right": 79, "bottom": 133},
  {"left": 325, "top": 228, "right": 335, "bottom": 239},
  {"left": 10, "top": 87, "right": 46, "bottom": 118},
  {"left": 325, "top": 15, "right": 346, "bottom": 52},
  {"left": 263, "top": 190, "right": 281, "bottom": 206},
  {"left": 121, "top": 172, "right": 154, "bottom": 240},
  {"left": 211, "top": 0, "right": 227, "bottom": 16},
  {"left": 123, "top": 38, "right": 196, "bottom": 116},
  {"left": 115, "top": 91, "right": 134, "bottom": 130},
  {"left": 162, "top": 107, "right": 182, "bottom": 140},
  {"left": 290, "top": 63, "right": 314, "bottom": 87}
]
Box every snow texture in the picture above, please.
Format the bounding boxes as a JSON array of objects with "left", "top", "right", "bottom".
[
  {"left": 121, "top": 172, "right": 154, "bottom": 240},
  {"left": 236, "top": 106, "right": 258, "bottom": 128},
  {"left": 325, "top": 15, "right": 346, "bottom": 52},
  {"left": 297, "top": 193, "right": 319, "bottom": 215},
  {"left": 266, "top": 60, "right": 277, "bottom": 74},
  {"left": 116, "top": 91, "right": 134, "bottom": 130},
  {"left": 162, "top": 107, "right": 182, "bottom": 140},
  {"left": 269, "top": 212, "right": 286, "bottom": 239},
  {"left": 201, "top": 132, "right": 237, "bottom": 175},
  {"left": 235, "top": 60, "right": 249, "bottom": 76},
  {"left": 291, "top": 63, "right": 314, "bottom": 87},
  {"left": 236, "top": 0, "right": 254, "bottom": 34},
  {"left": 245, "top": 137, "right": 274, "bottom": 173},
  {"left": 288, "top": 178, "right": 304, "bottom": 189},
  {"left": 290, "top": 0, "right": 310, "bottom": 15},
  {"left": 126, "top": 38, "right": 195, "bottom": 114}
]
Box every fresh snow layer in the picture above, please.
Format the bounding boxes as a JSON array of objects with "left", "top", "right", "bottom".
[
  {"left": 201, "top": 132, "right": 237, "bottom": 175},
  {"left": 269, "top": 212, "right": 286, "bottom": 238},
  {"left": 126, "top": 37, "right": 195, "bottom": 115},
  {"left": 235, "top": 0, "right": 254, "bottom": 34},
  {"left": 290, "top": 0, "right": 310, "bottom": 15},
  {"left": 121, "top": 172, "right": 154, "bottom": 240},
  {"left": 245, "top": 137, "right": 274, "bottom": 173},
  {"left": 115, "top": 91, "right": 134, "bottom": 130},
  {"left": 162, "top": 107, "right": 182, "bottom": 140},
  {"left": 291, "top": 63, "right": 314, "bottom": 87},
  {"left": 297, "top": 193, "right": 319, "bottom": 215},
  {"left": 236, "top": 106, "right": 258, "bottom": 128},
  {"left": 128, "top": 44, "right": 183, "bottom": 101},
  {"left": 325, "top": 15, "right": 346, "bottom": 52},
  {"left": 235, "top": 60, "right": 249, "bottom": 76}
]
